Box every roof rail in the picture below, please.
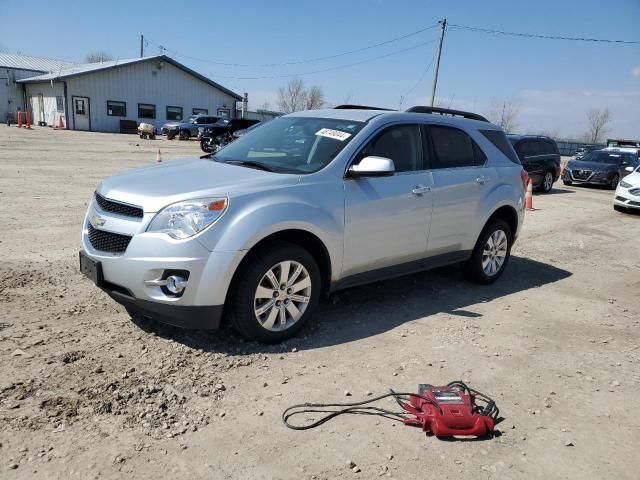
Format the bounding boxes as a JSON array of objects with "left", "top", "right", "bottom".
[
  {"left": 405, "top": 106, "right": 489, "bottom": 122},
  {"left": 334, "top": 104, "right": 395, "bottom": 111}
]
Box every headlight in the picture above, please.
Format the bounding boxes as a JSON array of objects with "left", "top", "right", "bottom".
[
  {"left": 147, "top": 197, "right": 228, "bottom": 239},
  {"left": 619, "top": 180, "right": 632, "bottom": 188}
]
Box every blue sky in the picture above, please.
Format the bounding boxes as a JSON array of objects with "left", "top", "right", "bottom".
[{"left": 2, "top": 0, "right": 639, "bottom": 138}]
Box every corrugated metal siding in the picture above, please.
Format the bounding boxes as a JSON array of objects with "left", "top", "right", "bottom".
[
  {"left": 1, "top": 68, "right": 42, "bottom": 121},
  {"left": 59, "top": 60, "right": 238, "bottom": 132}
]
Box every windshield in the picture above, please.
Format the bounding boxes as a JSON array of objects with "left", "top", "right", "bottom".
[
  {"left": 212, "top": 116, "right": 365, "bottom": 174},
  {"left": 184, "top": 115, "right": 198, "bottom": 124},
  {"left": 214, "top": 119, "right": 230, "bottom": 126},
  {"left": 581, "top": 151, "right": 621, "bottom": 164}
]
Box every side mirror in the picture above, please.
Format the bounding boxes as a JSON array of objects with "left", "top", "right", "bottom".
[
  {"left": 348, "top": 156, "right": 395, "bottom": 177},
  {"left": 625, "top": 166, "right": 634, "bottom": 172}
]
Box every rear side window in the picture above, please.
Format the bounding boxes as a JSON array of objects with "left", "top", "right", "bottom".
[
  {"left": 429, "top": 125, "right": 485, "bottom": 168},
  {"left": 480, "top": 130, "right": 520, "bottom": 164}
]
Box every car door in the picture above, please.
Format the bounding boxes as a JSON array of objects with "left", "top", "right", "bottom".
[
  {"left": 343, "top": 124, "right": 433, "bottom": 277},
  {"left": 426, "top": 124, "right": 494, "bottom": 256}
]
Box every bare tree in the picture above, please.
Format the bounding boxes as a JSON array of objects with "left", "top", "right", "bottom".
[
  {"left": 277, "top": 78, "right": 325, "bottom": 113},
  {"left": 488, "top": 97, "right": 522, "bottom": 133},
  {"left": 586, "top": 108, "right": 611, "bottom": 143},
  {"left": 84, "top": 51, "right": 114, "bottom": 63},
  {"left": 305, "top": 85, "right": 325, "bottom": 110},
  {"left": 258, "top": 101, "right": 271, "bottom": 112}
]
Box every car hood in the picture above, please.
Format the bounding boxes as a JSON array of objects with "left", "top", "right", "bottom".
[
  {"left": 567, "top": 160, "right": 618, "bottom": 171},
  {"left": 97, "top": 157, "right": 299, "bottom": 212}
]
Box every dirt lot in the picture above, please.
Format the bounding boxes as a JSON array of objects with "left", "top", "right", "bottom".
[{"left": 1, "top": 126, "right": 638, "bottom": 479}]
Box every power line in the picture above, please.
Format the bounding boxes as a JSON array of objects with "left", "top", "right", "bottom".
[
  {"left": 400, "top": 48, "right": 439, "bottom": 107},
  {"left": 449, "top": 24, "right": 640, "bottom": 45},
  {"left": 144, "top": 23, "right": 439, "bottom": 68},
  {"left": 182, "top": 38, "right": 439, "bottom": 80}
]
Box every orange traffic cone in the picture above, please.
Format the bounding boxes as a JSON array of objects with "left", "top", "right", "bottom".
[
  {"left": 156, "top": 149, "right": 162, "bottom": 163},
  {"left": 525, "top": 179, "right": 534, "bottom": 210}
]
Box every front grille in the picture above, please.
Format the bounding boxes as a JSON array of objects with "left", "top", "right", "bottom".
[
  {"left": 88, "top": 224, "right": 132, "bottom": 254},
  {"left": 572, "top": 169, "right": 592, "bottom": 180},
  {"left": 630, "top": 200, "right": 640, "bottom": 207},
  {"left": 95, "top": 193, "right": 143, "bottom": 219}
]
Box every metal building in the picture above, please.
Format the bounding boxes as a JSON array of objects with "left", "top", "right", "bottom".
[
  {"left": 13, "top": 54, "right": 242, "bottom": 132},
  {"left": 1, "top": 53, "right": 78, "bottom": 123}
]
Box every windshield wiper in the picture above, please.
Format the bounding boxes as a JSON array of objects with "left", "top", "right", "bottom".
[{"left": 221, "top": 159, "right": 276, "bottom": 172}]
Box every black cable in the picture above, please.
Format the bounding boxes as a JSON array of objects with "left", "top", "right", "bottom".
[
  {"left": 282, "top": 391, "right": 437, "bottom": 431},
  {"left": 145, "top": 24, "right": 439, "bottom": 68},
  {"left": 449, "top": 24, "right": 640, "bottom": 45}
]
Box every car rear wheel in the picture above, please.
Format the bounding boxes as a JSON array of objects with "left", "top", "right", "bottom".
[
  {"left": 179, "top": 129, "right": 190, "bottom": 140},
  {"left": 541, "top": 171, "right": 554, "bottom": 193},
  {"left": 563, "top": 180, "right": 572, "bottom": 186},
  {"left": 226, "top": 241, "right": 321, "bottom": 343},
  {"left": 463, "top": 219, "right": 512, "bottom": 284},
  {"left": 609, "top": 174, "right": 619, "bottom": 190}
]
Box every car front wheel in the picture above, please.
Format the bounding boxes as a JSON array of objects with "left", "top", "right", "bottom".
[
  {"left": 227, "top": 241, "right": 321, "bottom": 343},
  {"left": 609, "top": 174, "right": 619, "bottom": 190},
  {"left": 463, "top": 219, "right": 512, "bottom": 284}
]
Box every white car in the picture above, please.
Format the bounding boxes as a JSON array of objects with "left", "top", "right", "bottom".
[{"left": 614, "top": 164, "right": 640, "bottom": 213}]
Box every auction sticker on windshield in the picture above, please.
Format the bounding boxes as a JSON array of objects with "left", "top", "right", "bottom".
[{"left": 316, "top": 128, "right": 352, "bottom": 141}]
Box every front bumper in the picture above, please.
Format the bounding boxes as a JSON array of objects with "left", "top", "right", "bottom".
[
  {"left": 563, "top": 169, "right": 612, "bottom": 185},
  {"left": 614, "top": 190, "right": 640, "bottom": 209},
  {"left": 81, "top": 198, "right": 245, "bottom": 329}
]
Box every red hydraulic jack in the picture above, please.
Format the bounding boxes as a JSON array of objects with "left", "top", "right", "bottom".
[{"left": 397, "top": 382, "right": 498, "bottom": 437}]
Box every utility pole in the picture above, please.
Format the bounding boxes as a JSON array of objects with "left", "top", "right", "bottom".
[
  {"left": 429, "top": 18, "right": 447, "bottom": 107},
  {"left": 140, "top": 34, "right": 144, "bottom": 58}
]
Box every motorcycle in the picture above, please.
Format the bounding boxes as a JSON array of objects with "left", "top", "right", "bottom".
[{"left": 200, "top": 131, "right": 235, "bottom": 153}]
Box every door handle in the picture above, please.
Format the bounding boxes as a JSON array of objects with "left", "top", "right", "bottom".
[
  {"left": 476, "top": 176, "right": 489, "bottom": 185},
  {"left": 412, "top": 185, "right": 431, "bottom": 195}
]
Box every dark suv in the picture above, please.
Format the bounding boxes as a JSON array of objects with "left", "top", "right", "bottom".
[
  {"left": 199, "top": 119, "right": 261, "bottom": 152},
  {"left": 507, "top": 135, "right": 561, "bottom": 193}
]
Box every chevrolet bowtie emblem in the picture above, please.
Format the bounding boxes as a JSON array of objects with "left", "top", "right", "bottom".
[{"left": 90, "top": 214, "right": 106, "bottom": 228}]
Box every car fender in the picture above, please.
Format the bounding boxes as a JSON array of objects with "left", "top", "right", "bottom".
[
  {"left": 198, "top": 188, "right": 344, "bottom": 278},
  {"left": 473, "top": 181, "right": 522, "bottom": 244}
]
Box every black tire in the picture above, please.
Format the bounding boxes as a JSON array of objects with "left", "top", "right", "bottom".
[
  {"left": 226, "top": 241, "right": 321, "bottom": 343},
  {"left": 609, "top": 174, "right": 619, "bottom": 190},
  {"left": 462, "top": 219, "right": 512, "bottom": 285},
  {"left": 200, "top": 140, "right": 211, "bottom": 153},
  {"left": 150, "top": 134, "right": 156, "bottom": 140},
  {"left": 563, "top": 180, "right": 572, "bottom": 186},
  {"left": 179, "top": 129, "right": 190, "bottom": 140},
  {"left": 540, "top": 170, "right": 554, "bottom": 193}
]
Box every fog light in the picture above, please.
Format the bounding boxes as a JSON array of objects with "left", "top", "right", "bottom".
[{"left": 165, "top": 275, "right": 187, "bottom": 294}]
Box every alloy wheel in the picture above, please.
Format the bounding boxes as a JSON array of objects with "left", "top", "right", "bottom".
[
  {"left": 543, "top": 171, "right": 553, "bottom": 192},
  {"left": 482, "top": 230, "right": 508, "bottom": 276},
  {"left": 253, "top": 261, "right": 312, "bottom": 332}
]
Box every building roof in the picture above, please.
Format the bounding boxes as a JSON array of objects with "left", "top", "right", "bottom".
[
  {"left": 0, "top": 52, "right": 79, "bottom": 72},
  {"left": 17, "top": 55, "right": 242, "bottom": 100}
]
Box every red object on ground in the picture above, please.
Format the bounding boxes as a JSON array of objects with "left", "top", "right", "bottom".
[{"left": 401, "top": 384, "right": 495, "bottom": 437}]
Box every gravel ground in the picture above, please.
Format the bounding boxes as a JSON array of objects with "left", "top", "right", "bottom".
[{"left": 1, "top": 126, "right": 638, "bottom": 479}]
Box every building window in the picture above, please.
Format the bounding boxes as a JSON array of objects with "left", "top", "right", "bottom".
[
  {"left": 107, "top": 100, "right": 126, "bottom": 117},
  {"left": 192, "top": 108, "right": 208, "bottom": 115},
  {"left": 166, "top": 106, "right": 183, "bottom": 121},
  {"left": 56, "top": 96, "right": 64, "bottom": 112},
  {"left": 217, "top": 108, "right": 230, "bottom": 118},
  {"left": 138, "top": 103, "right": 156, "bottom": 119}
]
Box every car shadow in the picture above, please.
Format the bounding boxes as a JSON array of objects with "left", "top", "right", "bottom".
[
  {"left": 539, "top": 187, "right": 574, "bottom": 195},
  {"left": 131, "top": 256, "right": 572, "bottom": 353}
]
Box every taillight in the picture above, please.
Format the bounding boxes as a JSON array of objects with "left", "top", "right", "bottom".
[{"left": 520, "top": 169, "right": 529, "bottom": 190}]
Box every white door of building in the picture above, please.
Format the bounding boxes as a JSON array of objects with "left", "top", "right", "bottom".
[{"left": 73, "top": 96, "right": 90, "bottom": 131}]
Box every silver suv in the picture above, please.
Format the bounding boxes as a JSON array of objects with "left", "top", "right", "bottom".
[{"left": 80, "top": 106, "right": 526, "bottom": 343}]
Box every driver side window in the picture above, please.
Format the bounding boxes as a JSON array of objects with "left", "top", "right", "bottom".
[{"left": 356, "top": 124, "right": 423, "bottom": 172}]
